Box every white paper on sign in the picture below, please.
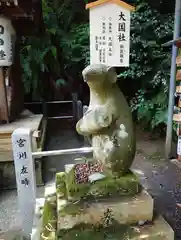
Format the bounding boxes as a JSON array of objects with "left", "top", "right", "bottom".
[
  {"left": 177, "top": 137, "right": 181, "bottom": 155},
  {"left": 89, "top": 2, "right": 131, "bottom": 67}
]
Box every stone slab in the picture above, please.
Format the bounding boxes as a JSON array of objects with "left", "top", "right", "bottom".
[
  {"left": 58, "top": 216, "right": 174, "bottom": 240},
  {"left": 57, "top": 190, "right": 153, "bottom": 230}
]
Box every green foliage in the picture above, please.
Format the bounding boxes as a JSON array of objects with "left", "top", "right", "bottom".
[
  {"left": 119, "top": 2, "right": 174, "bottom": 130},
  {"left": 20, "top": 0, "right": 174, "bottom": 132},
  {"left": 20, "top": 0, "right": 89, "bottom": 100},
  {"left": 60, "top": 23, "right": 90, "bottom": 74}
]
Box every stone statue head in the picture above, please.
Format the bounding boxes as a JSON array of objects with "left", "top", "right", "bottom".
[{"left": 82, "top": 64, "right": 117, "bottom": 86}]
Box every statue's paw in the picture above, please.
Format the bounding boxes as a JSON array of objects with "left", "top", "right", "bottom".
[
  {"left": 76, "top": 118, "right": 90, "bottom": 136},
  {"left": 115, "top": 124, "right": 129, "bottom": 140},
  {"left": 76, "top": 120, "right": 83, "bottom": 135}
]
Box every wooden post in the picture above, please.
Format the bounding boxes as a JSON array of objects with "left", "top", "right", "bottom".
[
  {"left": 174, "top": 49, "right": 181, "bottom": 160},
  {"left": 12, "top": 128, "right": 36, "bottom": 238},
  {"left": 72, "top": 93, "right": 78, "bottom": 123},
  {"left": 0, "top": 67, "right": 9, "bottom": 123},
  {"left": 165, "top": 0, "right": 181, "bottom": 159},
  {"left": 177, "top": 123, "right": 181, "bottom": 160},
  {"left": 9, "top": 37, "right": 24, "bottom": 121},
  {"left": 77, "top": 100, "right": 83, "bottom": 122}
]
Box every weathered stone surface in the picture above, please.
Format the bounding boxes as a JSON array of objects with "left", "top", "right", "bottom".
[
  {"left": 40, "top": 183, "right": 57, "bottom": 240},
  {"left": 31, "top": 198, "right": 45, "bottom": 240},
  {"left": 58, "top": 216, "right": 174, "bottom": 240},
  {"left": 56, "top": 172, "right": 67, "bottom": 199},
  {"left": 57, "top": 190, "right": 153, "bottom": 230},
  {"left": 76, "top": 64, "right": 136, "bottom": 177},
  {"left": 41, "top": 200, "right": 56, "bottom": 240},
  {"left": 44, "top": 182, "right": 57, "bottom": 205},
  {"left": 62, "top": 164, "right": 141, "bottom": 200}
]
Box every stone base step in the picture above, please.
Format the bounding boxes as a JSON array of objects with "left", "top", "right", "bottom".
[
  {"left": 57, "top": 190, "right": 153, "bottom": 230},
  {"left": 34, "top": 177, "right": 174, "bottom": 240},
  {"left": 58, "top": 216, "right": 174, "bottom": 240}
]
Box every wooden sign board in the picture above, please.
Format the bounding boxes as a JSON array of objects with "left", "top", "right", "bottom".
[
  {"left": 86, "top": 0, "right": 135, "bottom": 67},
  {"left": 176, "top": 85, "right": 181, "bottom": 94},
  {"left": 177, "top": 136, "right": 181, "bottom": 157},
  {"left": 0, "top": 16, "right": 16, "bottom": 67},
  {"left": 176, "top": 56, "right": 181, "bottom": 66},
  {"left": 173, "top": 113, "right": 181, "bottom": 122},
  {"left": 176, "top": 69, "right": 181, "bottom": 81}
]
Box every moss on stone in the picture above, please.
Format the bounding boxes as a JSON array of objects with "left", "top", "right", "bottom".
[
  {"left": 41, "top": 200, "right": 57, "bottom": 240},
  {"left": 89, "top": 172, "right": 141, "bottom": 198},
  {"left": 66, "top": 166, "right": 90, "bottom": 200},
  {"left": 58, "top": 222, "right": 168, "bottom": 240},
  {"left": 59, "top": 202, "right": 83, "bottom": 217},
  {"left": 65, "top": 168, "right": 141, "bottom": 200},
  {"left": 56, "top": 172, "right": 67, "bottom": 198},
  {"left": 58, "top": 223, "right": 137, "bottom": 239}
]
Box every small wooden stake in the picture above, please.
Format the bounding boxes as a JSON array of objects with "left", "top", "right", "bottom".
[
  {"left": 173, "top": 113, "right": 181, "bottom": 122},
  {"left": 176, "top": 69, "right": 181, "bottom": 81},
  {"left": 176, "top": 85, "right": 181, "bottom": 94},
  {"left": 0, "top": 67, "right": 9, "bottom": 122},
  {"left": 176, "top": 56, "right": 181, "bottom": 66}
]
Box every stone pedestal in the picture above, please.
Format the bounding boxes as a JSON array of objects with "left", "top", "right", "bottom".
[
  {"left": 58, "top": 216, "right": 174, "bottom": 239},
  {"left": 37, "top": 163, "right": 174, "bottom": 240},
  {"left": 57, "top": 190, "right": 153, "bottom": 230}
]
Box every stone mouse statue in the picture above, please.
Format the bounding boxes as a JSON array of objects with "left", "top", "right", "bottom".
[{"left": 76, "top": 64, "right": 136, "bottom": 177}]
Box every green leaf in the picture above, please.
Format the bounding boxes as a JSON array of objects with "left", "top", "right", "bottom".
[
  {"left": 47, "top": 28, "right": 56, "bottom": 35},
  {"left": 51, "top": 46, "right": 57, "bottom": 58}
]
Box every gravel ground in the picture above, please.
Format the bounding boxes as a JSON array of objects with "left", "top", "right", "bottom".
[{"left": 0, "top": 186, "right": 44, "bottom": 233}]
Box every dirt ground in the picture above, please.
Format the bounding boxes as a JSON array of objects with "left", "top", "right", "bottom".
[
  {"left": 133, "top": 127, "right": 180, "bottom": 239},
  {"left": 0, "top": 122, "right": 180, "bottom": 239}
]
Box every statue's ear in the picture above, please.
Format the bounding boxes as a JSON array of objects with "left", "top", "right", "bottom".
[{"left": 106, "top": 67, "right": 117, "bottom": 83}]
